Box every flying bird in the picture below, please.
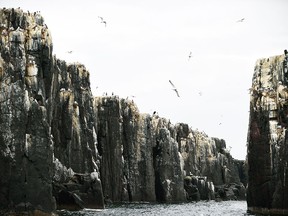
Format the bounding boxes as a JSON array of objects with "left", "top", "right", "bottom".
[
  {"left": 102, "top": 20, "right": 107, "bottom": 27},
  {"left": 188, "top": 51, "right": 193, "bottom": 60},
  {"left": 236, "top": 18, "right": 245, "bottom": 22},
  {"left": 169, "top": 80, "right": 180, "bottom": 97},
  {"left": 67, "top": 51, "right": 73, "bottom": 54},
  {"left": 98, "top": 16, "right": 107, "bottom": 27}
]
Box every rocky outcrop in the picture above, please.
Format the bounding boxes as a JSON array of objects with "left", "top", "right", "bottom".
[
  {"left": 95, "top": 96, "right": 247, "bottom": 203},
  {"left": 0, "top": 8, "right": 246, "bottom": 215},
  {"left": 0, "top": 8, "right": 103, "bottom": 215},
  {"left": 95, "top": 97, "right": 185, "bottom": 203},
  {"left": 50, "top": 62, "right": 104, "bottom": 210},
  {"left": 247, "top": 51, "right": 288, "bottom": 215}
]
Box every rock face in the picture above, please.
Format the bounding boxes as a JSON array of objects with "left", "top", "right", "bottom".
[
  {"left": 0, "top": 8, "right": 103, "bottom": 215},
  {"left": 0, "top": 8, "right": 246, "bottom": 215},
  {"left": 95, "top": 97, "right": 247, "bottom": 203},
  {"left": 247, "top": 52, "right": 288, "bottom": 215}
]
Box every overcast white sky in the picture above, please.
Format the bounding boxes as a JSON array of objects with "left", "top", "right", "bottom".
[{"left": 1, "top": 0, "right": 288, "bottom": 160}]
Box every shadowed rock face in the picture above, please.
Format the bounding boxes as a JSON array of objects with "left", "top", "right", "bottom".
[
  {"left": 0, "top": 8, "right": 104, "bottom": 214},
  {"left": 95, "top": 97, "right": 246, "bottom": 203},
  {"left": 0, "top": 7, "right": 246, "bottom": 215},
  {"left": 247, "top": 52, "right": 288, "bottom": 215},
  {"left": 0, "top": 7, "right": 56, "bottom": 213}
]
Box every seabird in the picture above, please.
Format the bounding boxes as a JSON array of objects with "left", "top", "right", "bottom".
[
  {"left": 98, "top": 16, "right": 107, "bottom": 27},
  {"left": 102, "top": 20, "right": 107, "bottom": 27},
  {"left": 236, "top": 18, "right": 245, "bottom": 22},
  {"left": 67, "top": 51, "right": 72, "bottom": 54},
  {"left": 169, "top": 80, "right": 180, "bottom": 97},
  {"left": 188, "top": 51, "right": 193, "bottom": 60},
  {"left": 73, "top": 101, "right": 78, "bottom": 108}
]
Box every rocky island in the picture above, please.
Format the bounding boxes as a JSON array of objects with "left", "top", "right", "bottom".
[{"left": 0, "top": 8, "right": 246, "bottom": 215}]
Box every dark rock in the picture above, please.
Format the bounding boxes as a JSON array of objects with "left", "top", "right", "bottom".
[
  {"left": 95, "top": 97, "right": 158, "bottom": 202},
  {"left": 153, "top": 127, "right": 185, "bottom": 202},
  {"left": 95, "top": 97, "right": 246, "bottom": 203},
  {"left": 56, "top": 190, "right": 84, "bottom": 211},
  {"left": 0, "top": 8, "right": 104, "bottom": 214},
  {"left": 0, "top": 7, "right": 247, "bottom": 215},
  {"left": 247, "top": 54, "right": 288, "bottom": 214},
  {"left": 184, "top": 175, "right": 214, "bottom": 201},
  {"left": 214, "top": 183, "right": 246, "bottom": 201}
]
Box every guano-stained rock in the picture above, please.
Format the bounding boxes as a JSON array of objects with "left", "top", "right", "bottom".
[
  {"left": 247, "top": 51, "right": 288, "bottom": 215},
  {"left": 0, "top": 8, "right": 104, "bottom": 215},
  {"left": 95, "top": 96, "right": 247, "bottom": 204},
  {"left": 0, "top": 8, "right": 246, "bottom": 215}
]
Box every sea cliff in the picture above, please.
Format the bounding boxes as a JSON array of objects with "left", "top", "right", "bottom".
[
  {"left": 0, "top": 8, "right": 245, "bottom": 215},
  {"left": 247, "top": 51, "right": 288, "bottom": 215}
]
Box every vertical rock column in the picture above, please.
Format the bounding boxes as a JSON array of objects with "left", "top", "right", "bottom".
[
  {"left": 0, "top": 8, "right": 56, "bottom": 212},
  {"left": 247, "top": 53, "right": 288, "bottom": 215},
  {"left": 95, "top": 96, "right": 126, "bottom": 202},
  {"left": 153, "top": 121, "right": 186, "bottom": 202},
  {"left": 95, "top": 97, "right": 186, "bottom": 203},
  {"left": 0, "top": 8, "right": 104, "bottom": 212},
  {"left": 51, "top": 62, "right": 104, "bottom": 209},
  {"left": 120, "top": 100, "right": 156, "bottom": 202}
]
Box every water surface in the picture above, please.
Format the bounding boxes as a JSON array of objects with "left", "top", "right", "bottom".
[{"left": 58, "top": 200, "right": 255, "bottom": 216}]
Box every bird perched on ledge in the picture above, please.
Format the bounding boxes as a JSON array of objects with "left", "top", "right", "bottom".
[{"left": 169, "top": 80, "right": 180, "bottom": 97}]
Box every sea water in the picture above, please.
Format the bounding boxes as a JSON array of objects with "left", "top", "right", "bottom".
[{"left": 58, "top": 200, "right": 257, "bottom": 216}]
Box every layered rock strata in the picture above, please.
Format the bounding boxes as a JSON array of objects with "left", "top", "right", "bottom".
[
  {"left": 247, "top": 51, "right": 288, "bottom": 215},
  {"left": 0, "top": 8, "right": 246, "bottom": 215}
]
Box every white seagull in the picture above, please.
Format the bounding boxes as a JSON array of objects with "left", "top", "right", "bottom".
[
  {"left": 188, "top": 51, "right": 193, "bottom": 60},
  {"left": 169, "top": 80, "right": 180, "bottom": 97},
  {"left": 98, "top": 16, "right": 107, "bottom": 27},
  {"left": 236, "top": 18, "right": 245, "bottom": 22}
]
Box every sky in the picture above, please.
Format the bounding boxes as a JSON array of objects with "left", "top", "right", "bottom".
[{"left": 1, "top": 0, "right": 288, "bottom": 160}]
